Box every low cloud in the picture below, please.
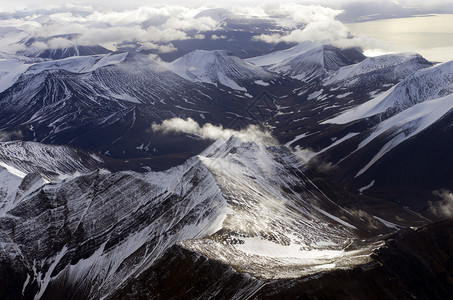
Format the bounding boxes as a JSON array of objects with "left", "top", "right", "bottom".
[
  {"left": 255, "top": 17, "right": 384, "bottom": 50},
  {"left": 138, "top": 42, "right": 177, "bottom": 53},
  {"left": 0, "top": 130, "right": 23, "bottom": 141},
  {"left": 152, "top": 117, "right": 277, "bottom": 145},
  {"left": 430, "top": 190, "right": 453, "bottom": 218}
]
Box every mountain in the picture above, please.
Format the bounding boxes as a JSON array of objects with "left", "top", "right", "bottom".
[
  {"left": 168, "top": 50, "right": 276, "bottom": 91},
  {"left": 247, "top": 40, "right": 319, "bottom": 67},
  {"left": 323, "top": 52, "right": 434, "bottom": 96},
  {"left": 0, "top": 51, "right": 262, "bottom": 167},
  {"left": 0, "top": 52, "right": 42, "bottom": 93},
  {"left": 0, "top": 137, "right": 386, "bottom": 298},
  {"left": 249, "top": 43, "right": 365, "bottom": 82},
  {"left": 113, "top": 219, "right": 453, "bottom": 300},
  {"left": 0, "top": 136, "right": 442, "bottom": 299},
  {"left": 269, "top": 52, "right": 433, "bottom": 147},
  {"left": 280, "top": 60, "right": 453, "bottom": 212}
]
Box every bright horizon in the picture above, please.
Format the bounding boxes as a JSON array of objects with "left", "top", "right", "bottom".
[{"left": 346, "top": 14, "right": 453, "bottom": 62}]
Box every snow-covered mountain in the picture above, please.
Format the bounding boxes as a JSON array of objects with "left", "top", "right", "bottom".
[
  {"left": 0, "top": 136, "right": 401, "bottom": 299},
  {"left": 0, "top": 50, "right": 258, "bottom": 164},
  {"left": 275, "top": 59, "right": 453, "bottom": 210},
  {"left": 248, "top": 43, "right": 365, "bottom": 82},
  {"left": 168, "top": 49, "right": 276, "bottom": 91},
  {"left": 270, "top": 45, "right": 365, "bottom": 82},
  {"left": 324, "top": 52, "right": 433, "bottom": 90}
]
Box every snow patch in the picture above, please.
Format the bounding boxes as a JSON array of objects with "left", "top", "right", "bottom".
[{"left": 359, "top": 180, "right": 375, "bottom": 194}]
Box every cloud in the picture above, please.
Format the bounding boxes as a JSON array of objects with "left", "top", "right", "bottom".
[
  {"left": 0, "top": 130, "right": 23, "bottom": 141},
  {"left": 254, "top": 16, "right": 384, "bottom": 50},
  {"left": 211, "top": 34, "right": 226, "bottom": 40},
  {"left": 0, "top": 5, "right": 217, "bottom": 54},
  {"left": 139, "top": 42, "right": 177, "bottom": 53},
  {"left": 430, "top": 190, "right": 453, "bottom": 218},
  {"left": 152, "top": 117, "right": 277, "bottom": 145},
  {"left": 0, "top": 1, "right": 450, "bottom": 56}
]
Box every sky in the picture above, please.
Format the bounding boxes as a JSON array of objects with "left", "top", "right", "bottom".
[{"left": 0, "top": 0, "right": 452, "bottom": 62}]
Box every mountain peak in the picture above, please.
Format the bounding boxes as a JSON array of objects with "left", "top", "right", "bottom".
[{"left": 168, "top": 49, "right": 275, "bottom": 91}]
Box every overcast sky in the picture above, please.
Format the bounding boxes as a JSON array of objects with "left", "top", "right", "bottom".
[{"left": 0, "top": 0, "right": 452, "bottom": 61}]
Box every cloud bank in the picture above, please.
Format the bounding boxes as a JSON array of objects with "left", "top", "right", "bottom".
[
  {"left": 152, "top": 118, "right": 277, "bottom": 145},
  {"left": 0, "top": 2, "right": 385, "bottom": 55}
]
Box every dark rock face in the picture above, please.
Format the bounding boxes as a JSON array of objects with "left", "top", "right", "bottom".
[
  {"left": 110, "top": 219, "right": 453, "bottom": 300},
  {"left": 108, "top": 245, "right": 264, "bottom": 300}
]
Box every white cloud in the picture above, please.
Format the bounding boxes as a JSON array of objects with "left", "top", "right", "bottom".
[
  {"left": 152, "top": 118, "right": 277, "bottom": 145},
  {"left": 0, "top": 5, "right": 216, "bottom": 53},
  {"left": 139, "top": 42, "right": 178, "bottom": 53},
  {"left": 46, "top": 37, "right": 74, "bottom": 49},
  {"left": 430, "top": 190, "right": 453, "bottom": 218},
  {"left": 0, "top": 1, "right": 451, "bottom": 57},
  {"left": 264, "top": 3, "right": 341, "bottom": 26},
  {"left": 211, "top": 34, "right": 226, "bottom": 40}
]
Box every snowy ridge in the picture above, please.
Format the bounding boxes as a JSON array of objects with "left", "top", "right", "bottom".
[
  {"left": 0, "top": 154, "right": 228, "bottom": 299},
  {"left": 180, "top": 137, "right": 379, "bottom": 279},
  {"left": 324, "top": 52, "right": 430, "bottom": 86},
  {"left": 26, "top": 52, "right": 129, "bottom": 76},
  {"left": 0, "top": 141, "right": 105, "bottom": 217},
  {"left": 324, "top": 60, "right": 452, "bottom": 125},
  {"left": 0, "top": 52, "right": 127, "bottom": 94},
  {"left": 168, "top": 49, "right": 275, "bottom": 91}
]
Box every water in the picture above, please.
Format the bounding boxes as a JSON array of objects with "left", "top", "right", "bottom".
[{"left": 346, "top": 14, "right": 453, "bottom": 62}]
